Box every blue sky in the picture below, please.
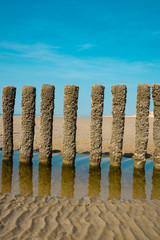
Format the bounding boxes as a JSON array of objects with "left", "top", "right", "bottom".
[{"left": 0, "top": 0, "right": 160, "bottom": 116}]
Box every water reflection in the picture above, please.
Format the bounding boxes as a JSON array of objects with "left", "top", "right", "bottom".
[
  {"left": 38, "top": 163, "right": 51, "bottom": 196},
  {"left": 108, "top": 166, "right": 121, "bottom": 199},
  {"left": 1, "top": 151, "right": 160, "bottom": 200},
  {"left": 151, "top": 168, "right": 160, "bottom": 200},
  {"left": 1, "top": 160, "right": 13, "bottom": 194},
  {"left": 133, "top": 168, "right": 146, "bottom": 199},
  {"left": 88, "top": 166, "right": 101, "bottom": 197},
  {"left": 19, "top": 162, "right": 33, "bottom": 196},
  {"left": 61, "top": 164, "right": 75, "bottom": 198}
]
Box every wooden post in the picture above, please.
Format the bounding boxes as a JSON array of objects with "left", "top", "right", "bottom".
[
  {"left": 20, "top": 86, "right": 36, "bottom": 162},
  {"left": 62, "top": 85, "right": 79, "bottom": 165},
  {"left": 2, "top": 86, "right": 16, "bottom": 160},
  {"left": 152, "top": 84, "right": 160, "bottom": 169},
  {"left": 134, "top": 84, "right": 150, "bottom": 169},
  {"left": 90, "top": 84, "right": 105, "bottom": 166},
  {"left": 110, "top": 85, "right": 127, "bottom": 167},
  {"left": 39, "top": 84, "right": 55, "bottom": 163}
]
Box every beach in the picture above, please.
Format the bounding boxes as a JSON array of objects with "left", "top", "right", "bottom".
[
  {"left": 0, "top": 194, "right": 160, "bottom": 240},
  {"left": 0, "top": 115, "right": 159, "bottom": 240},
  {"left": 0, "top": 115, "right": 154, "bottom": 157}
]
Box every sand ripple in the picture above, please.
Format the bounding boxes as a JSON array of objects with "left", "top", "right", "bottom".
[{"left": 0, "top": 194, "right": 160, "bottom": 239}]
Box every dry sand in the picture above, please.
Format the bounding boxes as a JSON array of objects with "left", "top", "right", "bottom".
[
  {"left": 0, "top": 115, "right": 159, "bottom": 240},
  {"left": 0, "top": 115, "right": 154, "bottom": 157}
]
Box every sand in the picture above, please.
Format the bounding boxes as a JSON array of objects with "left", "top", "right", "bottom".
[
  {"left": 0, "top": 194, "right": 160, "bottom": 240},
  {"left": 0, "top": 116, "right": 159, "bottom": 240},
  {"left": 0, "top": 115, "right": 154, "bottom": 157}
]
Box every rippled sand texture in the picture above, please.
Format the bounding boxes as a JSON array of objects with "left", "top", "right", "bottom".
[{"left": 0, "top": 194, "right": 160, "bottom": 240}]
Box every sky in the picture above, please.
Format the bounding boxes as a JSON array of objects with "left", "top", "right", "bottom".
[{"left": 0, "top": 0, "right": 160, "bottom": 116}]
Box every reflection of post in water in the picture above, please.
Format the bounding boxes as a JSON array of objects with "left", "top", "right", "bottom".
[
  {"left": 1, "top": 160, "right": 13, "bottom": 194},
  {"left": 61, "top": 164, "right": 75, "bottom": 198},
  {"left": 151, "top": 168, "right": 160, "bottom": 200},
  {"left": 88, "top": 166, "right": 101, "bottom": 197},
  {"left": 38, "top": 163, "right": 52, "bottom": 196},
  {"left": 108, "top": 166, "right": 121, "bottom": 199},
  {"left": 133, "top": 168, "right": 146, "bottom": 200},
  {"left": 19, "top": 162, "right": 33, "bottom": 196}
]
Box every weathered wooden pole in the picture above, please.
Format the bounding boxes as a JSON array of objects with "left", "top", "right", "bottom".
[
  {"left": 152, "top": 84, "right": 160, "bottom": 169},
  {"left": 88, "top": 166, "right": 101, "bottom": 197},
  {"left": 39, "top": 84, "right": 55, "bottom": 163},
  {"left": 20, "top": 86, "right": 36, "bottom": 162},
  {"left": 133, "top": 168, "right": 146, "bottom": 199},
  {"left": 90, "top": 84, "right": 105, "bottom": 166},
  {"left": 110, "top": 85, "right": 127, "bottom": 167},
  {"left": 19, "top": 162, "right": 33, "bottom": 196},
  {"left": 108, "top": 166, "right": 121, "bottom": 199},
  {"left": 1, "top": 160, "right": 13, "bottom": 194},
  {"left": 2, "top": 86, "right": 16, "bottom": 160},
  {"left": 134, "top": 84, "right": 150, "bottom": 169},
  {"left": 62, "top": 85, "right": 79, "bottom": 165},
  {"left": 38, "top": 163, "right": 52, "bottom": 196},
  {"left": 61, "top": 164, "right": 75, "bottom": 198}
]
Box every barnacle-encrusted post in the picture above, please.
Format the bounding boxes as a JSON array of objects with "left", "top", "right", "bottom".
[
  {"left": 20, "top": 86, "right": 36, "bottom": 162},
  {"left": 152, "top": 84, "right": 160, "bottom": 169},
  {"left": 134, "top": 84, "right": 150, "bottom": 169},
  {"left": 39, "top": 84, "right": 55, "bottom": 163},
  {"left": 90, "top": 84, "right": 105, "bottom": 166},
  {"left": 62, "top": 85, "right": 79, "bottom": 165},
  {"left": 2, "top": 86, "right": 16, "bottom": 160},
  {"left": 110, "top": 85, "right": 127, "bottom": 167}
]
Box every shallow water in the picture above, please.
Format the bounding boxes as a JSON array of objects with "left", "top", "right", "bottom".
[{"left": 0, "top": 151, "right": 159, "bottom": 200}]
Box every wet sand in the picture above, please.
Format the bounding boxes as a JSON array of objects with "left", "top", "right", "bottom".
[{"left": 0, "top": 115, "right": 154, "bottom": 157}]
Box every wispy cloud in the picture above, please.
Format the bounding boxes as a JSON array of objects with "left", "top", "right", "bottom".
[
  {"left": 0, "top": 41, "right": 159, "bottom": 116},
  {"left": 0, "top": 41, "right": 160, "bottom": 84},
  {"left": 77, "top": 43, "right": 95, "bottom": 51}
]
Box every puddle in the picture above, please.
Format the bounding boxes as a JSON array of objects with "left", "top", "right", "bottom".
[{"left": 0, "top": 151, "right": 159, "bottom": 200}]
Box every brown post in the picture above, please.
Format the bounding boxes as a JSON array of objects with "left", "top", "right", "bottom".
[
  {"left": 39, "top": 84, "right": 55, "bottom": 163},
  {"left": 152, "top": 84, "right": 160, "bottom": 169},
  {"left": 62, "top": 85, "right": 79, "bottom": 165},
  {"left": 20, "top": 86, "right": 36, "bottom": 162},
  {"left": 2, "top": 86, "right": 16, "bottom": 160},
  {"left": 134, "top": 84, "right": 150, "bottom": 169},
  {"left": 110, "top": 85, "right": 127, "bottom": 167},
  {"left": 90, "top": 84, "right": 105, "bottom": 166}
]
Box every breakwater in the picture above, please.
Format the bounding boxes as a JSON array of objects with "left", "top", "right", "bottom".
[{"left": 1, "top": 84, "right": 159, "bottom": 170}]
